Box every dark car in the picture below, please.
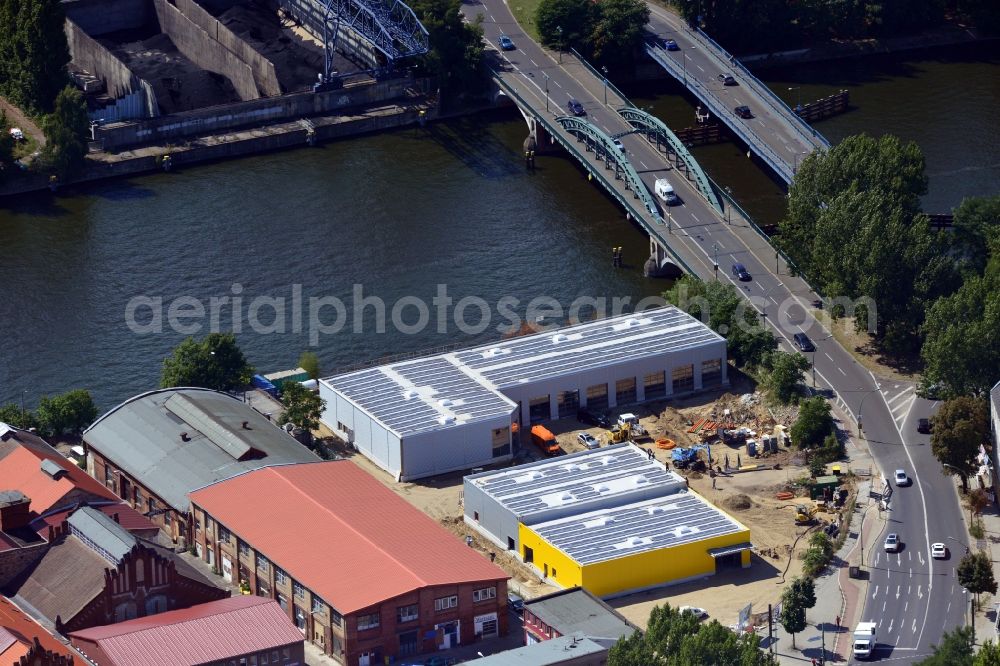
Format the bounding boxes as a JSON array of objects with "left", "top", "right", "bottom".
[
  {"left": 498, "top": 35, "right": 515, "bottom": 51},
  {"left": 508, "top": 592, "right": 525, "bottom": 613},
  {"left": 918, "top": 418, "right": 932, "bottom": 434},
  {"left": 732, "top": 263, "right": 751, "bottom": 281},
  {"left": 793, "top": 332, "right": 815, "bottom": 352},
  {"left": 734, "top": 105, "right": 753, "bottom": 119},
  {"left": 578, "top": 409, "right": 610, "bottom": 429},
  {"left": 665, "top": 39, "right": 680, "bottom": 51},
  {"left": 567, "top": 98, "right": 586, "bottom": 116},
  {"left": 718, "top": 73, "right": 737, "bottom": 86}
]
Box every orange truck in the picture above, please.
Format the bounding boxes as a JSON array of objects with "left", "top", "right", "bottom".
[{"left": 530, "top": 425, "right": 561, "bottom": 456}]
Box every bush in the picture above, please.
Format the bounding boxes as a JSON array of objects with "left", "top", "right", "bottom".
[
  {"left": 36, "top": 389, "right": 98, "bottom": 438},
  {"left": 790, "top": 397, "right": 835, "bottom": 449}
]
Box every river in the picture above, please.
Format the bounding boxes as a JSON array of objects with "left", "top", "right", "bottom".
[{"left": 1, "top": 41, "right": 998, "bottom": 410}]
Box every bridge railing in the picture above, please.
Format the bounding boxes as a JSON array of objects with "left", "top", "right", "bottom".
[
  {"left": 569, "top": 48, "right": 634, "bottom": 109},
  {"left": 646, "top": 47, "right": 794, "bottom": 183},
  {"left": 493, "top": 74, "right": 695, "bottom": 275},
  {"left": 692, "top": 27, "right": 829, "bottom": 149}
]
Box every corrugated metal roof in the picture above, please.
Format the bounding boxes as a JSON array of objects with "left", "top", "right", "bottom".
[
  {"left": 68, "top": 597, "right": 302, "bottom": 666},
  {"left": 465, "top": 635, "right": 614, "bottom": 665},
  {"left": 523, "top": 588, "right": 638, "bottom": 640},
  {"left": 189, "top": 461, "right": 508, "bottom": 614},
  {"left": 82, "top": 388, "right": 320, "bottom": 512},
  {"left": 66, "top": 507, "right": 136, "bottom": 563},
  {"left": 467, "top": 443, "right": 686, "bottom": 522},
  {"left": 321, "top": 307, "right": 722, "bottom": 438}
]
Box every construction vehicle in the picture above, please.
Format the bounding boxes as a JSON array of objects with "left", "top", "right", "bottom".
[
  {"left": 530, "top": 425, "right": 561, "bottom": 456},
  {"left": 608, "top": 421, "right": 639, "bottom": 444},
  {"left": 852, "top": 621, "right": 877, "bottom": 659},
  {"left": 671, "top": 444, "right": 711, "bottom": 471},
  {"left": 616, "top": 413, "right": 648, "bottom": 438},
  {"left": 794, "top": 503, "right": 818, "bottom": 525}
]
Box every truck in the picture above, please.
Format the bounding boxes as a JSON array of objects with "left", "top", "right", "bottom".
[
  {"left": 616, "top": 413, "right": 647, "bottom": 437},
  {"left": 852, "top": 621, "right": 877, "bottom": 660},
  {"left": 530, "top": 425, "right": 561, "bottom": 456}
]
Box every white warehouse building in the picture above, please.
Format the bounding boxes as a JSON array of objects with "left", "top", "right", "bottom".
[{"left": 319, "top": 307, "right": 727, "bottom": 480}]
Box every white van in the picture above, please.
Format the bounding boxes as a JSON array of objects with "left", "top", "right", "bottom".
[{"left": 654, "top": 178, "right": 678, "bottom": 205}]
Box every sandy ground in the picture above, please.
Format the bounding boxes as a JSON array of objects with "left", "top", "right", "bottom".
[{"left": 0, "top": 96, "right": 44, "bottom": 146}]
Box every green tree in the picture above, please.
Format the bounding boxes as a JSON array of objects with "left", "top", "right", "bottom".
[
  {"left": 298, "top": 351, "right": 321, "bottom": 381},
  {"left": 957, "top": 551, "right": 997, "bottom": 610},
  {"left": 589, "top": 0, "right": 649, "bottom": 68},
  {"left": 790, "top": 397, "right": 835, "bottom": 449},
  {"left": 0, "top": 0, "right": 70, "bottom": 112},
  {"left": 0, "top": 403, "right": 39, "bottom": 430},
  {"left": 160, "top": 333, "right": 255, "bottom": 392},
  {"left": 931, "top": 397, "right": 990, "bottom": 492},
  {"left": 915, "top": 626, "right": 975, "bottom": 666},
  {"left": 802, "top": 532, "right": 834, "bottom": 577},
  {"left": 278, "top": 382, "right": 326, "bottom": 435},
  {"left": 35, "top": 389, "right": 98, "bottom": 437},
  {"left": 780, "top": 577, "right": 815, "bottom": 648},
  {"left": 951, "top": 196, "right": 1000, "bottom": 276},
  {"left": 536, "top": 0, "right": 596, "bottom": 51},
  {"left": 974, "top": 639, "right": 1000, "bottom": 666},
  {"left": 41, "top": 86, "right": 90, "bottom": 178},
  {"left": 410, "top": 0, "right": 485, "bottom": 101},
  {"left": 761, "top": 351, "right": 810, "bottom": 404},
  {"left": 0, "top": 110, "right": 13, "bottom": 177}
]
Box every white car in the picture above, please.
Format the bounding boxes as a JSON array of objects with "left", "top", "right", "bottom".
[
  {"left": 894, "top": 469, "right": 910, "bottom": 486},
  {"left": 577, "top": 432, "right": 599, "bottom": 449},
  {"left": 679, "top": 606, "right": 708, "bottom": 619},
  {"left": 884, "top": 533, "right": 901, "bottom": 552},
  {"left": 9, "top": 127, "right": 24, "bottom": 141},
  {"left": 931, "top": 543, "right": 948, "bottom": 559}
]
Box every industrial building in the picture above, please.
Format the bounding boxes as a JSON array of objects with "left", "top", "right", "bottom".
[
  {"left": 320, "top": 307, "right": 727, "bottom": 480},
  {"left": 464, "top": 444, "right": 751, "bottom": 597}
]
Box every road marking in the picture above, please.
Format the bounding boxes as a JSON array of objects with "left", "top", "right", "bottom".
[
  {"left": 824, "top": 352, "right": 834, "bottom": 362},
  {"left": 872, "top": 584, "right": 878, "bottom": 598},
  {"left": 639, "top": 160, "right": 648, "bottom": 169},
  {"left": 691, "top": 213, "right": 699, "bottom": 222},
  {"left": 917, "top": 585, "right": 923, "bottom": 599},
  {"left": 888, "top": 619, "right": 894, "bottom": 634},
  {"left": 896, "top": 585, "right": 900, "bottom": 599},
  {"left": 530, "top": 58, "right": 538, "bottom": 67},
  {"left": 886, "top": 387, "right": 914, "bottom": 407},
  {"left": 553, "top": 80, "right": 562, "bottom": 88},
  {"left": 908, "top": 552, "right": 912, "bottom": 561},
  {"left": 912, "top": 618, "right": 918, "bottom": 634},
  {"left": 882, "top": 601, "right": 887, "bottom": 613},
  {"left": 838, "top": 367, "right": 847, "bottom": 376},
  {"left": 919, "top": 552, "right": 925, "bottom": 565},
  {"left": 897, "top": 552, "right": 901, "bottom": 565},
  {"left": 697, "top": 64, "right": 704, "bottom": 73},
  {"left": 770, "top": 296, "right": 779, "bottom": 305},
  {"left": 947, "top": 601, "right": 952, "bottom": 614},
  {"left": 518, "top": 48, "right": 526, "bottom": 55},
  {"left": 905, "top": 601, "right": 909, "bottom": 612},
  {"left": 909, "top": 567, "right": 913, "bottom": 578}
]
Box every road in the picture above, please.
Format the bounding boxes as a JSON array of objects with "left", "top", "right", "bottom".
[{"left": 468, "top": 1, "right": 970, "bottom": 659}]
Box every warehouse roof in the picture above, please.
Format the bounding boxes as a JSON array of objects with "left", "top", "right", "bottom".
[
  {"left": 523, "top": 587, "right": 638, "bottom": 640},
  {"left": 69, "top": 597, "right": 302, "bottom": 666},
  {"left": 465, "top": 635, "right": 615, "bottom": 665},
  {"left": 531, "top": 491, "right": 748, "bottom": 566},
  {"left": 189, "top": 461, "right": 508, "bottom": 615},
  {"left": 321, "top": 307, "right": 723, "bottom": 438},
  {"left": 83, "top": 388, "right": 320, "bottom": 512},
  {"left": 466, "top": 443, "right": 686, "bottom": 523}
]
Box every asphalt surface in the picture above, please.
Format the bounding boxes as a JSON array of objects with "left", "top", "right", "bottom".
[{"left": 469, "top": 1, "right": 970, "bottom": 659}]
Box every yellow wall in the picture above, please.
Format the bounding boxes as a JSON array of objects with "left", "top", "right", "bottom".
[{"left": 519, "top": 523, "right": 583, "bottom": 590}]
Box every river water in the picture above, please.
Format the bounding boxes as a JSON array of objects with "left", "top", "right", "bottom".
[{"left": 2, "top": 41, "right": 998, "bottom": 410}]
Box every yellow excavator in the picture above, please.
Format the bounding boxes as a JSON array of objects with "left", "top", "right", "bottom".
[
  {"left": 607, "top": 422, "right": 634, "bottom": 444},
  {"left": 794, "top": 504, "right": 818, "bottom": 525}
]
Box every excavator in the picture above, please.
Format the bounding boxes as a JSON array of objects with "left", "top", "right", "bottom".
[{"left": 794, "top": 503, "right": 818, "bottom": 525}]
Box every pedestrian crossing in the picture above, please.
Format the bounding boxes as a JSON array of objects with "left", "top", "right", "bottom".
[{"left": 881, "top": 385, "right": 915, "bottom": 431}]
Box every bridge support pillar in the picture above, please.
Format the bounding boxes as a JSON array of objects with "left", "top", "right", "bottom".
[{"left": 644, "top": 237, "right": 681, "bottom": 278}]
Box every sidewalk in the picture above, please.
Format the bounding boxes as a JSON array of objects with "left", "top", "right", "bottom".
[{"left": 950, "top": 474, "right": 1000, "bottom": 644}]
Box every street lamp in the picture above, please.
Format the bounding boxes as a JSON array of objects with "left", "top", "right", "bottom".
[
  {"left": 810, "top": 333, "right": 834, "bottom": 388},
  {"left": 856, "top": 388, "right": 881, "bottom": 434},
  {"left": 602, "top": 66, "right": 608, "bottom": 105},
  {"left": 788, "top": 86, "right": 802, "bottom": 111},
  {"left": 713, "top": 242, "right": 719, "bottom": 280},
  {"left": 963, "top": 588, "right": 976, "bottom": 646},
  {"left": 724, "top": 186, "right": 733, "bottom": 225},
  {"left": 556, "top": 26, "right": 563, "bottom": 63},
  {"left": 947, "top": 535, "right": 969, "bottom": 555},
  {"left": 544, "top": 73, "right": 550, "bottom": 113}
]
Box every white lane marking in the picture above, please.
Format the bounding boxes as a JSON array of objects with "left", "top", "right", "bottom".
[
  {"left": 912, "top": 618, "right": 917, "bottom": 634},
  {"left": 888, "top": 619, "right": 894, "bottom": 634},
  {"left": 897, "top": 552, "right": 901, "bottom": 566},
  {"left": 886, "top": 386, "right": 914, "bottom": 407},
  {"left": 919, "top": 551, "right": 924, "bottom": 565},
  {"left": 518, "top": 48, "right": 526, "bottom": 55},
  {"left": 917, "top": 585, "right": 923, "bottom": 599},
  {"left": 908, "top": 585, "right": 912, "bottom": 594},
  {"left": 908, "top": 552, "right": 912, "bottom": 561},
  {"left": 875, "top": 552, "right": 881, "bottom": 567},
  {"left": 530, "top": 58, "right": 538, "bottom": 67},
  {"left": 838, "top": 367, "right": 847, "bottom": 376},
  {"left": 896, "top": 585, "right": 900, "bottom": 599},
  {"left": 947, "top": 601, "right": 951, "bottom": 614},
  {"left": 872, "top": 584, "right": 879, "bottom": 598},
  {"left": 905, "top": 601, "right": 909, "bottom": 612},
  {"left": 639, "top": 161, "right": 648, "bottom": 169},
  {"left": 882, "top": 601, "right": 887, "bottom": 613},
  {"left": 691, "top": 213, "right": 699, "bottom": 222},
  {"left": 553, "top": 80, "right": 562, "bottom": 88},
  {"left": 909, "top": 568, "right": 913, "bottom": 578},
  {"left": 824, "top": 352, "right": 834, "bottom": 362},
  {"left": 697, "top": 64, "right": 705, "bottom": 73},
  {"left": 770, "top": 297, "right": 779, "bottom": 305}
]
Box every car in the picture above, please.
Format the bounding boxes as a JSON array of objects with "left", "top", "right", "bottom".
[
  {"left": 612, "top": 138, "right": 625, "bottom": 153},
  {"left": 678, "top": 606, "right": 708, "bottom": 619},
  {"left": 498, "top": 35, "right": 515, "bottom": 51},
  {"left": 918, "top": 418, "right": 932, "bottom": 434},
  {"left": 894, "top": 469, "right": 911, "bottom": 487},
  {"left": 793, "top": 332, "right": 815, "bottom": 352},
  {"left": 718, "top": 73, "right": 737, "bottom": 86},
  {"left": 884, "top": 533, "right": 901, "bottom": 552},
  {"left": 931, "top": 543, "right": 948, "bottom": 559},
  {"left": 734, "top": 105, "right": 753, "bottom": 119},
  {"left": 508, "top": 592, "right": 524, "bottom": 613},
  {"left": 567, "top": 99, "right": 586, "bottom": 116},
  {"left": 578, "top": 409, "right": 610, "bottom": 429},
  {"left": 9, "top": 127, "right": 24, "bottom": 141},
  {"left": 665, "top": 39, "right": 680, "bottom": 51},
  {"left": 578, "top": 432, "right": 600, "bottom": 449},
  {"left": 732, "top": 263, "right": 751, "bottom": 281}
]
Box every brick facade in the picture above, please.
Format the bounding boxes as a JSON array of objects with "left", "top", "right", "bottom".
[
  {"left": 190, "top": 503, "right": 508, "bottom": 665},
  {"left": 0, "top": 539, "right": 48, "bottom": 587},
  {"left": 13, "top": 639, "right": 75, "bottom": 666}
]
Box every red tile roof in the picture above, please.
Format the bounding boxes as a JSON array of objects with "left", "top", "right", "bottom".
[
  {"left": 31, "top": 503, "right": 157, "bottom": 538},
  {"left": 69, "top": 596, "right": 302, "bottom": 666},
  {"left": 0, "top": 595, "right": 76, "bottom": 662},
  {"left": 190, "top": 461, "right": 508, "bottom": 614}
]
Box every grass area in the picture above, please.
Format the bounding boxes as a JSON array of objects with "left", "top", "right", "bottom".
[
  {"left": 509, "top": 0, "right": 542, "bottom": 42},
  {"left": 12, "top": 135, "right": 39, "bottom": 161},
  {"left": 818, "top": 312, "right": 921, "bottom": 383}
]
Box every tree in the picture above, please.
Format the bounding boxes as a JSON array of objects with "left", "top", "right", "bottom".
[
  {"left": 951, "top": 196, "right": 1000, "bottom": 276},
  {"left": 974, "top": 639, "right": 1000, "bottom": 666},
  {"left": 931, "top": 397, "right": 990, "bottom": 492},
  {"left": 0, "top": 110, "right": 13, "bottom": 178},
  {"left": 35, "top": 389, "right": 98, "bottom": 437},
  {"left": 411, "top": 0, "right": 486, "bottom": 101},
  {"left": 790, "top": 397, "right": 835, "bottom": 449},
  {"left": 780, "top": 577, "right": 815, "bottom": 648},
  {"left": 278, "top": 382, "right": 326, "bottom": 436},
  {"left": 536, "top": 0, "right": 596, "bottom": 51},
  {"left": 40, "top": 86, "right": 90, "bottom": 178},
  {"left": 589, "top": 0, "right": 649, "bottom": 68},
  {"left": 0, "top": 403, "right": 39, "bottom": 430},
  {"left": 298, "top": 351, "right": 321, "bottom": 381},
  {"left": 0, "top": 0, "right": 70, "bottom": 112},
  {"left": 761, "top": 351, "right": 810, "bottom": 404},
  {"left": 957, "top": 551, "right": 997, "bottom": 610},
  {"left": 915, "top": 626, "right": 975, "bottom": 666},
  {"left": 161, "top": 333, "right": 255, "bottom": 392}
]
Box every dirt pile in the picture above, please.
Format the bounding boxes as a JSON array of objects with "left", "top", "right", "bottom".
[{"left": 722, "top": 493, "right": 753, "bottom": 511}]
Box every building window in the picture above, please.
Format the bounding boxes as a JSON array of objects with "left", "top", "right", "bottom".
[
  {"left": 397, "top": 604, "right": 419, "bottom": 623},
  {"left": 257, "top": 579, "right": 271, "bottom": 597},
  {"left": 134, "top": 488, "right": 143, "bottom": 507},
  {"left": 556, "top": 390, "right": 580, "bottom": 418},
  {"left": 332, "top": 635, "right": 343, "bottom": 654},
  {"left": 194, "top": 516, "right": 202, "bottom": 532},
  {"left": 528, "top": 395, "right": 551, "bottom": 423},
  {"left": 586, "top": 383, "right": 609, "bottom": 411},
  {"left": 491, "top": 427, "right": 510, "bottom": 458},
  {"left": 552, "top": 567, "right": 557, "bottom": 577},
  {"left": 294, "top": 607, "right": 306, "bottom": 633},
  {"left": 472, "top": 587, "right": 496, "bottom": 603},
  {"left": 293, "top": 582, "right": 306, "bottom": 599},
  {"left": 147, "top": 497, "right": 156, "bottom": 514},
  {"left": 219, "top": 526, "right": 232, "bottom": 543},
  {"left": 257, "top": 553, "right": 270, "bottom": 574},
  {"left": 671, "top": 364, "right": 694, "bottom": 393},
  {"left": 644, "top": 371, "right": 666, "bottom": 399},
  {"left": 312, "top": 596, "right": 326, "bottom": 614},
  {"left": 702, "top": 359, "right": 722, "bottom": 387},
  {"left": 275, "top": 568, "right": 288, "bottom": 586},
  {"left": 104, "top": 465, "right": 114, "bottom": 487},
  {"left": 331, "top": 607, "right": 343, "bottom": 627},
  {"left": 238, "top": 541, "right": 251, "bottom": 559},
  {"left": 357, "top": 612, "right": 380, "bottom": 631},
  {"left": 399, "top": 630, "right": 419, "bottom": 657},
  {"left": 276, "top": 593, "right": 289, "bottom": 613},
  {"left": 615, "top": 377, "right": 637, "bottom": 405},
  {"left": 434, "top": 595, "right": 458, "bottom": 612}
]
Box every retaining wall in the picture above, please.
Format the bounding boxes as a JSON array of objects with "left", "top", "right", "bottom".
[
  {"left": 277, "top": 0, "right": 378, "bottom": 71},
  {"left": 152, "top": 0, "right": 260, "bottom": 101},
  {"left": 63, "top": 0, "right": 152, "bottom": 36},
  {"left": 95, "top": 76, "right": 415, "bottom": 148}
]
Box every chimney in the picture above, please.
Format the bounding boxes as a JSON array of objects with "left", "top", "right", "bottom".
[
  {"left": 0, "top": 491, "right": 32, "bottom": 532},
  {"left": 180, "top": 432, "right": 191, "bottom": 442}
]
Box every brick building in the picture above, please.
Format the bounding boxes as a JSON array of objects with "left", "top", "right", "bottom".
[
  {"left": 189, "top": 461, "right": 509, "bottom": 665},
  {"left": 4, "top": 507, "right": 227, "bottom": 633},
  {"left": 69, "top": 596, "right": 304, "bottom": 666},
  {"left": 521, "top": 588, "right": 637, "bottom": 645},
  {"left": 1, "top": 594, "right": 81, "bottom": 665},
  {"left": 82, "top": 388, "right": 319, "bottom": 544}
]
